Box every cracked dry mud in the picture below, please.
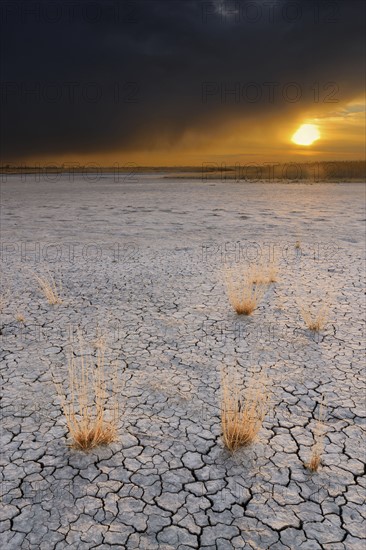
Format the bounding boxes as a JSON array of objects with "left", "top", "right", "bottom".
[{"left": 1, "top": 176, "right": 365, "bottom": 549}]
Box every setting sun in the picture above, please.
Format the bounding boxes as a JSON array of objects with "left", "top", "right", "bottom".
[{"left": 292, "top": 124, "right": 321, "bottom": 146}]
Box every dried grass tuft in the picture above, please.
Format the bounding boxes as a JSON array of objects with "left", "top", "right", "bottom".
[
  {"left": 221, "top": 368, "right": 269, "bottom": 451},
  {"left": 224, "top": 266, "right": 266, "bottom": 315},
  {"left": 306, "top": 397, "right": 326, "bottom": 472},
  {"left": 265, "top": 262, "right": 279, "bottom": 284},
  {"left": 34, "top": 271, "right": 62, "bottom": 305},
  {"left": 300, "top": 301, "right": 329, "bottom": 331},
  {"left": 246, "top": 262, "right": 279, "bottom": 285},
  {"left": 15, "top": 313, "right": 25, "bottom": 323},
  {"left": 54, "top": 336, "right": 118, "bottom": 451}
]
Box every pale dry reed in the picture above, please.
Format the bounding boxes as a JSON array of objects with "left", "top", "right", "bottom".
[
  {"left": 221, "top": 368, "right": 269, "bottom": 451},
  {"left": 54, "top": 337, "right": 118, "bottom": 450},
  {"left": 34, "top": 271, "right": 62, "bottom": 305}
]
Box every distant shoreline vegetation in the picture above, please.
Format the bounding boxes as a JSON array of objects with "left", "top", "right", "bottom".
[{"left": 0, "top": 161, "right": 365, "bottom": 182}]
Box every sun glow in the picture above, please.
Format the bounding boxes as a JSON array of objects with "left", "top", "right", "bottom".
[{"left": 292, "top": 124, "right": 321, "bottom": 146}]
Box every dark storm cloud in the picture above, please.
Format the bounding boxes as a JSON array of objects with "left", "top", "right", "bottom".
[{"left": 0, "top": 0, "right": 365, "bottom": 160}]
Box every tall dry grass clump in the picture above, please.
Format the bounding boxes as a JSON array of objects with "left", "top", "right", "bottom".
[
  {"left": 34, "top": 271, "right": 62, "bottom": 305},
  {"left": 54, "top": 336, "right": 118, "bottom": 451},
  {"left": 299, "top": 301, "right": 329, "bottom": 331},
  {"left": 306, "top": 397, "right": 326, "bottom": 472},
  {"left": 224, "top": 266, "right": 267, "bottom": 315},
  {"left": 221, "top": 368, "right": 269, "bottom": 451}
]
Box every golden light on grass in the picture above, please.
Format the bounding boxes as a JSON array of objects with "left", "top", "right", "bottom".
[
  {"left": 221, "top": 368, "right": 269, "bottom": 452},
  {"left": 54, "top": 336, "right": 118, "bottom": 451},
  {"left": 299, "top": 301, "right": 329, "bottom": 331},
  {"left": 34, "top": 271, "right": 62, "bottom": 305},
  {"left": 292, "top": 124, "right": 320, "bottom": 146},
  {"left": 224, "top": 265, "right": 267, "bottom": 315},
  {"left": 306, "top": 397, "right": 326, "bottom": 472}
]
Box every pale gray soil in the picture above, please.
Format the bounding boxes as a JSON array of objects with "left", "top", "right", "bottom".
[{"left": 1, "top": 175, "right": 365, "bottom": 549}]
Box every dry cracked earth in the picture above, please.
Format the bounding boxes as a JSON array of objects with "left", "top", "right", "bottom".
[{"left": 1, "top": 175, "right": 365, "bottom": 549}]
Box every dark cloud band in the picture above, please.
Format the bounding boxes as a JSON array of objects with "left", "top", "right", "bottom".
[{"left": 1, "top": 0, "right": 364, "bottom": 161}]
